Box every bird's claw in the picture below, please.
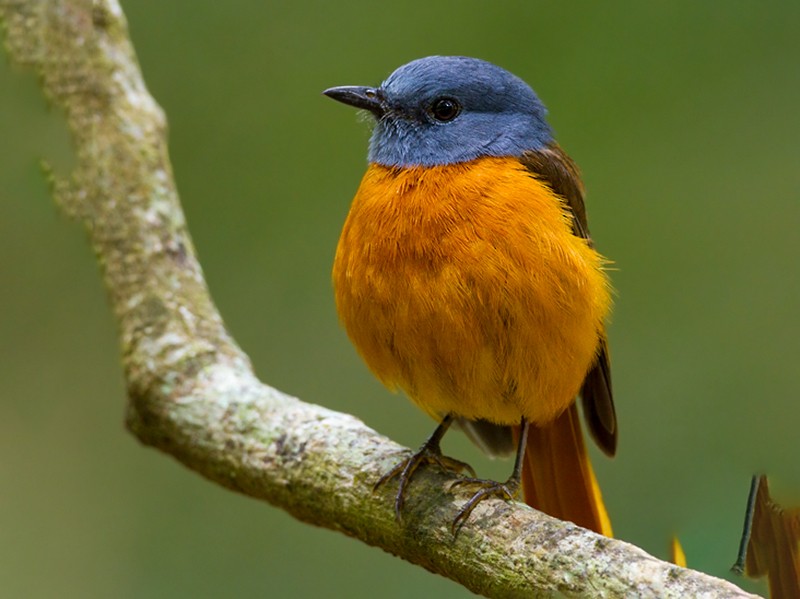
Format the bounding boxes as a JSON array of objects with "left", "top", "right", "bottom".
[
  {"left": 449, "top": 477, "right": 521, "bottom": 535},
  {"left": 374, "top": 445, "right": 476, "bottom": 521}
]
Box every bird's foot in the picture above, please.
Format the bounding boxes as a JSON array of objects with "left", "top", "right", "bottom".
[
  {"left": 375, "top": 443, "right": 475, "bottom": 522},
  {"left": 448, "top": 475, "right": 521, "bottom": 534}
]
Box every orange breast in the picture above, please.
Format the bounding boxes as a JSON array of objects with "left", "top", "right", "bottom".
[{"left": 333, "top": 157, "right": 611, "bottom": 426}]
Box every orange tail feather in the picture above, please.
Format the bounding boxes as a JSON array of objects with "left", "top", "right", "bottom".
[{"left": 517, "top": 403, "right": 612, "bottom": 536}]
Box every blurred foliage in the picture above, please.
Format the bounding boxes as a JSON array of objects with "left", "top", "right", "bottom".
[{"left": 2, "top": 1, "right": 799, "bottom": 597}]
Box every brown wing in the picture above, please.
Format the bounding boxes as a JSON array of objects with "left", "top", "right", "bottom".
[
  {"left": 742, "top": 475, "right": 800, "bottom": 598},
  {"left": 520, "top": 144, "right": 617, "bottom": 457}
]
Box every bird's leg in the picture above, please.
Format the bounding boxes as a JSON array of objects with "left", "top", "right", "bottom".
[
  {"left": 449, "top": 418, "right": 529, "bottom": 534},
  {"left": 375, "top": 414, "right": 476, "bottom": 521}
]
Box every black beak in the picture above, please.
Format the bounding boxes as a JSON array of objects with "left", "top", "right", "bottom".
[{"left": 323, "top": 86, "right": 386, "bottom": 117}]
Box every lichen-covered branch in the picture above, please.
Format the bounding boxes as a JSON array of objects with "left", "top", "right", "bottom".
[{"left": 0, "top": 1, "right": 759, "bottom": 597}]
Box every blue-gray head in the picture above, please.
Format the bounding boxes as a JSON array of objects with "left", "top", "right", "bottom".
[{"left": 324, "top": 56, "right": 553, "bottom": 167}]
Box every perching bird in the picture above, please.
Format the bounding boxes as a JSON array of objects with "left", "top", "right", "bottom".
[{"left": 325, "top": 56, "right": 616, "bottom": 535}]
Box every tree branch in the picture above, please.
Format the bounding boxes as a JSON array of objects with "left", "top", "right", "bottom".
[{"left": 0, "top": 1, "right": 759, "bottom": 597}]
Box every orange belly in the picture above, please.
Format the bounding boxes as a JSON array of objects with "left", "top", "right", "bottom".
[{"left": 333, "top": 157, "right": 611, "bottom": 426}]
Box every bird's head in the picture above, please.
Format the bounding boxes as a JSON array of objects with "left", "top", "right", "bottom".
[{"left": 324, "top": 56, "right": 552, "bottom": 167}]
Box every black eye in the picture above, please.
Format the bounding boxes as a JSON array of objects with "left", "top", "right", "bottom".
[{"left": 430, "top": 97, "right": 461, "bottom": 122}]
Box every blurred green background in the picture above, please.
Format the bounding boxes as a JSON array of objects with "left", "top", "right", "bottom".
[{"left": 2, "top": 1, "right": 798, "bottom": 597}]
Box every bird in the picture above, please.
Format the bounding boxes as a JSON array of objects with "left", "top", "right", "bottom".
[{"left": 324, "top": 56, "right": 616, "bottom": 536}]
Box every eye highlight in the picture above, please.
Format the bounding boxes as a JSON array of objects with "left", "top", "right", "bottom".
[{"left": 429, "top": 97, "right": 461, "bottom": 122}]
